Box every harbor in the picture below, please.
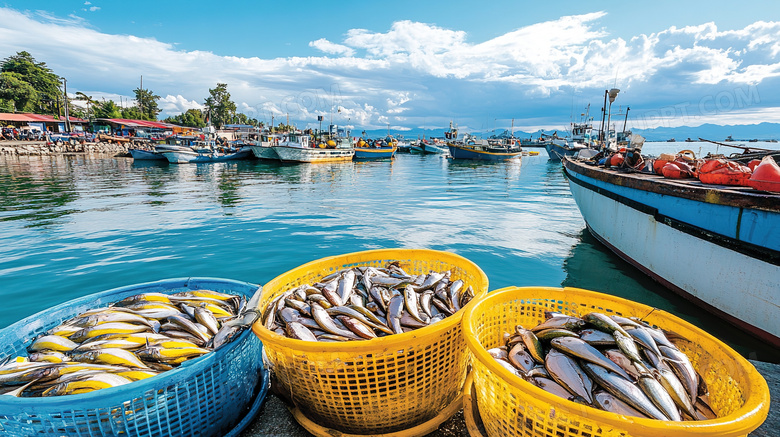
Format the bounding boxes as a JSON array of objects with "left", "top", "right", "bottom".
[{"left": 2, "top": 2, "right": 780, "bottom": 435}]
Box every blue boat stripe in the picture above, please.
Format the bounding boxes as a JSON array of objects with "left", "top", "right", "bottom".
[{"left": 564, "top": 167, "right": 780, "bottom": 266}]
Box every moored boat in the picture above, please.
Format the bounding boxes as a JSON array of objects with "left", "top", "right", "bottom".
[
  {"left": 249, "top": 133, "right": 282, "bottom": 160},
  {"left": 129, "top": 148, "right": 166, "bottom": 161},
  {"left": 160, "top": 140, "right": 254, "bottom": 164},
  {"left": 563, "top": 156, "right": 780, "bottom": 347},
  {"left": 421, "top": 140, "right": 449, "bottom": 155},
  {"left": 447, "top": 137, "right": 522, "bottom": 161},
  {"left": 354, "top": 137, "right": 397, "bottom": 160},
  {"left": 272, "top": 133, "right": 354, "bottom": 163}
]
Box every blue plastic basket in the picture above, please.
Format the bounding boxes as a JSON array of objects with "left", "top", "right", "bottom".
[{"left": 0, "top": 277, "right": 267, "bottom": 437}]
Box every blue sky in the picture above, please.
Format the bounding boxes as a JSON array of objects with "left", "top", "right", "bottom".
[{"left": 1, "top": 1, "right": 779, "bottom": 134}]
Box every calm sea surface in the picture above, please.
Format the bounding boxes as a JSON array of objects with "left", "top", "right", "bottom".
[{"left": 1, "top": 142, "right": 778, "bottom": 362}]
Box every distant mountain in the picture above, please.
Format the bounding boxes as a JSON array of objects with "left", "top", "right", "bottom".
[
  {"left": 631, "top": 123, "right": 780, "bottom": 142},
  {"left": 358, "top": 122, "right": 780, "bottom": 142}
]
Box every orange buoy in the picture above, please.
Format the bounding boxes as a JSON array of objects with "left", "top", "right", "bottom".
[
  {"left": 747, "top": 156, "right": 780, "bottom": 193},
  {"left": 653, "top": 159, "right": 668, "bottom": 175},
  {"left": 661, "top": 161, "right": 694, "bottom": 179},
  {"left": 609, "top": 153, "right": 624, "bottom": 167},
  {"left": 697, "top": 159, "right": 752, "bottom": 186}
]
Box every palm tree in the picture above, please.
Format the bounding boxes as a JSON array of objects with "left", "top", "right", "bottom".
[{"left": 75, "top": 91, "right": 99, "bottom": 121}]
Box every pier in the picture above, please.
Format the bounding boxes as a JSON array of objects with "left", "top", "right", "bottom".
[{"left": 241, "top": 360, "right": 779, "bottom": 436}]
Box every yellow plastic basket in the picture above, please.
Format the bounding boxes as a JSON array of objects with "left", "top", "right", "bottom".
[
  {"left": 462, "top": 286, "right": 770, "bottom": 437},
  {"left": 252, "top": 248, "right": 489, "bottom": 434}
]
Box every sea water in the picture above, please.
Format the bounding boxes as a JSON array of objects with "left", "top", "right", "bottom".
[{"left": 1, "top": 142, "right": 777, "bottom": 362}]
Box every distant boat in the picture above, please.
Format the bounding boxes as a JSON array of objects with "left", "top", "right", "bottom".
[
  {"left": 272, "top": 133, "right": 354, "bottom": 163},
  {"left": 447, "top": 137, "right": 522, "bottom": 161},
  {"left": 563, "top": 156, "right": 780, "bottom": 347},
  {"left": 409, "top": 141, "right": 425, "bottom": 153},
  {"left": 545, "top": 119, "right": 596, "bottom": 161},
  {"left": 667, "top": 138, "right": 676, "bottom": 142}
]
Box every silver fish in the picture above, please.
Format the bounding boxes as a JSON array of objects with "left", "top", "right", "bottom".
[
  {"left": 614, "top": 331, "right": 643, "bottom": 363},
  {"left": 285, "top": 321, "right": 318, "bottom": 342},
  {"left": 403, "top": 285, "right": 426, "bottom": 324},
  {"left": 584, "top": 313, "right": 631, "bottom": 338},
  {"left": 194, "top": 305, "right": 220, "bottom": 335},
  {"left": 626, "top": 327, "right": 663, "bottom": 358},
  {"left": 656, "top": 368, "right": 696, "bottom": 418},
  {"left": 581, "top": 362, "right": 667, "bottom": 421},
  {"left": 638, "top": 373, "right": 681, "bottom": 421},
  {"left": 593, "top": 391, "right": 648, "bottom": 418},
  {"left": 545, "top": 349, "right": 593, "bottom": 404},
  {"left": 550, "top": 337, "right": 631, "bottom": 380},
  {"left": 659, "top": 345, "right": 698, "bottom": 405},
  {"left": 337, "top": 270, "right": 356, "bottom": 305},
  {"left": 311, "top": 303, "right": 360, "bottom": 339}
]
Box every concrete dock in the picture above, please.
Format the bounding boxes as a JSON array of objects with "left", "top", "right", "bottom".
[{"left": 241, "top": 360, "right": 778, "bottom": 436}]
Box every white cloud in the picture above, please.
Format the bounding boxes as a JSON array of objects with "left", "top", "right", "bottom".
[
  {"left": 89, "top": 6, "right": 100, "bottom": 12},
  {"left": 308, "top": 38, "right": 355, "bottom": 57},
  {"left": 1, "top": 7, "right": 778, "bottom": 131},
  {"left": 159, "top": 95, "right": 204, "bottom": 114}
]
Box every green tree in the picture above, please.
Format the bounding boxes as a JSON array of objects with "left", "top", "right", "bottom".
[
  {"left": 0, "top": 71, "right": 38, "bottom": 112},
  {"left": 93, "top": 99, "right": 122, "bottom": 119},
  {"left": 164, "top": 108, "right": 206, "bottom": 128},
  {"left": 133, "top": 87, "right": 160, "bottom": 121},
  {"left": 203, "top": 83, "right": 236, "bottom": 129},
  {"left": 121, "top": 105, "right": 145, "bottom": 120},
  {"left": 1, "top": 51, "right": 62, "bottom": 114}
]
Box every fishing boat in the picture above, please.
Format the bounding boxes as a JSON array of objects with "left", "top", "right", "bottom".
[
  {"left": 249, "top": 133, "right": 282, "bottom": 160},
  {"left": 354, "top": 137, "right": 397, "bottom": 159},
  {"left": 447, "top": 136, "right": 522, "bottom": 161},
  {"left": 562, "top": 155, "right": 780, "bottom": 347},
  {"left": 545, "top": 123, "right": 595, "bottom": 161},
  {"left": 129, "top": 148, "right": 166, "bottom": 161},
  {"left": 421, "top": 140, "right": 449, "bottom": 155},
  {"left": 271, "top": 132, "right": 354, "bottom": 163}
]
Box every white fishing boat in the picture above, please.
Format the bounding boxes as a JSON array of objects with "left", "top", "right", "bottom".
[
  {"left": 563, "top": 155, "right": 780, "bottom": 347},
  {"left": 272, "top": 133, "right": 354, "bottom": 163},
  {"left": 249, "top": 133, "right": 282, "bottom": 160}
]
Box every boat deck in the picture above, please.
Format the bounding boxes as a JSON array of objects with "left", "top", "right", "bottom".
[
  {"left": 563, "top": 158, "right": 780, "bottom": 212},
  {"left": 240, "top": 360, "right": 780, "bottom": 436}
]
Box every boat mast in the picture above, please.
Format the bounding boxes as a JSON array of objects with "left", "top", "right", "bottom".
[
  {"left": 622, "top": 106, "right": 630, "bottom": 133},
  {"left": 599, "top": 90, "right": 607, "bottom": 147}
]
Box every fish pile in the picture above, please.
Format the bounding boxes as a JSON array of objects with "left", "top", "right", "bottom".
[
  {"left": 0, "top": 288, "right": 262, "bottom": 397},
  {"left": 488, "top": 312, "right": 716, "bottom": 421},
  {"left": 262, "top": 263, "right": 475, "bottom": 341}
]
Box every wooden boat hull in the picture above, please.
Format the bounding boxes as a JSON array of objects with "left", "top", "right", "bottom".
[
  {"left": 354, "top": 146, "right": 396, "bottom": 159},
  {"left": 447, "top": 144, "right": 522, "bottom": 161},
  {"left": 272, "top": 146, "right": 354, "bottom": 163},
  {"left": 563, "top": 158, "right": 780, "bottom": 347},
  {"left": 249, "top": 144, "right": 280, "bottom": 160},
  {"left": 129, "top": 148, "right": 166, "bottom": 161}
]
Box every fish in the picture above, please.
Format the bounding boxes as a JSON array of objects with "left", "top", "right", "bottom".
[
  {"left": 311, "top": 303, "right": 361, "bottom": 339},
  {"left": 550, "top": 337, "right": 631, "bottom": 380},
  {"left": 578, "top": 329, "right": 616, "bottom": 346},
  {"left": 581, "top": 362, "right": 668, "bottom": 421},
  {"left": 194, "top": 305, "right": 220, "bottom": 335},
  {"left": 488, "top": 347, "right": 508, "bottom": 361},
  {"left": 114, "top": 293, "right": 172, "bottom": 306},
  {"left": 519, "top": 329, "right": 545, "bottom": 363},
  {"left": 533, "top": 377, "right": 574, "bottom": 399},
  {"left": 614, "top": 331, "right": 643, "bottom": 363},
  {"left": 28, "top": 335, "right": 79, "bottom": 352},
  {"left": 136, "top": 346, "right": 210, "bottom": 362},
  {"left": 545, "top": 349, "right": 593, "bottom": 404},
  {"left": 593, "top": 391, "right": 649, "bottom": 418},
  {"left": 583, "top": 313, "right": 631, "bottom": 338},
  {"left": 338, "top": 316, "right": 377, "bottom": 339},
  {"left": 637, "top": 373, "right": 681, "bottom": 421},
  {"left": 659, "top": 345, "right": 698, "bottom": 405},
  {"left": 626, "top": 327, "right": 663, "bottom": 358},
  {"left": 70, "top": 348, "right": 150, "bottom": 369},
  {"left": 534, "top": 329, "right": 578, "bottom": 342},
  {"left": 655, "top": 368, "right": 696, "bottom": 418},
  {"left": 69, "top": 323, "right": 152, "bottom": 343},
  {"left": 28, "top": 351, "right": 71, "bottom": 363},
  {"left": 387, "top": 294, "right": 404, "bottom": 335},
  {"left": 603, "top": 349, "right": 641, "bottom": 380},
  {"left": 285, "top": 321, "right": 318, "bottom": 341},
  {"left": 507, "top": 343, "right": 535, "bottom": 374},
  {"left": 167, "top": 315, "right": 210, "bottom": 344},
  {"left": 42, "top": 373, "right": 131, "bottom": 397},
  {"left": 530, "top": 316, "right": 585, "bottom": 333},
  {"left": 337, "top": 270, "right": 356, "bottom": 304},
  {"left": 403, "top": 285, "right": 426, "bottom": 324}
]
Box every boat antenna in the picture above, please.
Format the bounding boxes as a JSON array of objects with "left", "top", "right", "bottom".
[{"left": 622, "top": 106, "right": 630, "bottom": 134}]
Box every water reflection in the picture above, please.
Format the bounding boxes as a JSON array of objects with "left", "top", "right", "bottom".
[{"left": 0, "top": 155, "right": 79, "bottom": 227}]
